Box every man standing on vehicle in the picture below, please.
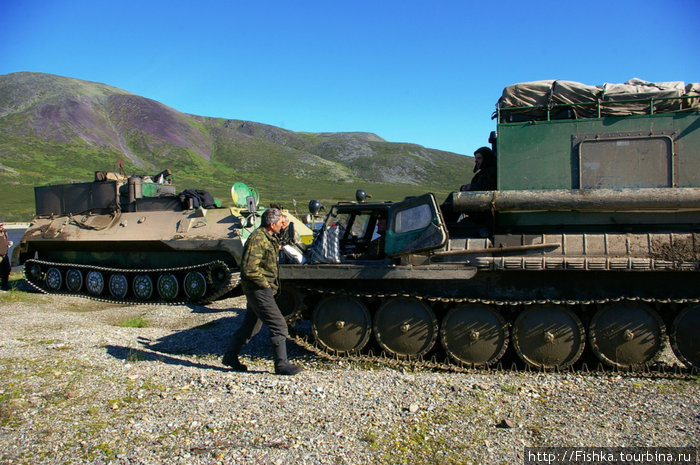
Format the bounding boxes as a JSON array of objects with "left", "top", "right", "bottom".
[{"left": 222, "top": 207, "right": 303, "bottom": 376}]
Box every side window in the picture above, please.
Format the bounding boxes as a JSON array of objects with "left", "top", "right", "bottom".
[
  {"left": 394, "top": 203, "right": 432, "bottom": 233},
  {"left": 349, "top": 214, "right": 371, "bottom": 238},
  {"left": 324, "top": 211, "right": 370, "bottom": 238},
  {"left": 325, "top": 209, "right": 350, "bottom": 230},
  {"left": 385, "top": 194, "right": 447, "bottom": 256}
]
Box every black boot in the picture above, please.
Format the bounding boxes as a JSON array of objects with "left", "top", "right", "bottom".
[
  {"left": 222, "top": 351, "right": 248, "bottom": 372},
  {"left": 272, "top": 339, "right": 302, "bottom": 376}
]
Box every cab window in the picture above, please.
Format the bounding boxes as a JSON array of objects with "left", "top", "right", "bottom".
[
  {"left": 394, "top": 203, "right": 432, "bottom": 233},
  {"left": 385, "top": 193, "right": 447, "bottom": 256},
  {"left": 349, "top": 214, "right": 371, "bottom": 238}
]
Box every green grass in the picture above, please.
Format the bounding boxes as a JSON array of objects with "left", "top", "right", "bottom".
[
  {"left": 0, "top": 184, "right": 35, "bottom": 221},
  {"left": 0, "top": 386, "right": 25, "bottom": 427},
  {"left": 116, "top": 316, "right": 149, "bottom": 328},
  {"left": 0, "top": 284, "right": 51, "bottom": 305},
  {"left": 0, "top": 358, "right": 91, "bottom": 429},
  {"left": 0, "top": 116, "right": 470, "bottom": 222},
  {"left": 500, "top": 383, "right": 521, "bottom": 394},
  {"left": 361, "top": 403, "right": 507, "bottom": 465},
  {"left": 65, "top": 301, "right": 118, "bottom": 313},
  {"left": 124, "top": 349, "right": 157, "bottom": 363}
]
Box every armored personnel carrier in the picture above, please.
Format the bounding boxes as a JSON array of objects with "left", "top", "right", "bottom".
[
  {"left": 13, "top": 170, "right": 311, "bottom": 304},
  {"left": 279, "top": 79, "right": 700, "bottom": 371}
]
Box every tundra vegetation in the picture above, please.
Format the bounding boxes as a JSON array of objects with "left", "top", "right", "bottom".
[{"left": 0, "top": 72, "right": 473, "bottom": 221}]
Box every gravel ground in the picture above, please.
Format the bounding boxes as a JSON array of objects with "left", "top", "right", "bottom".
[{"left": 0, "top": 278, "right": 698, "bottom": 465}]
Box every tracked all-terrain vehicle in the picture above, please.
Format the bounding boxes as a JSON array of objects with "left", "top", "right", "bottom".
[
  {"left": 12, "top": 170, "right": 311, "bottom": 304},
  {"left": 279, "top": 79, "right": 700, "bottom": 371}
]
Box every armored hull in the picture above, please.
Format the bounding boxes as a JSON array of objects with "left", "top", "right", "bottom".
[
  {"left": 13, "top": 173, "right": 267, "bottom": 303},
  {"left": 279, "top": 79, "right": 700, "bottom": 372}
]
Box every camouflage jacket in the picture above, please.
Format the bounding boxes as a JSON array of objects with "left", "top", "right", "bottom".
[
  {"left": 240, "top": 226, "right": 280, "bottom": 294},
  {"left": 0, "top": 230, "right": 9, "bottom": 256}
]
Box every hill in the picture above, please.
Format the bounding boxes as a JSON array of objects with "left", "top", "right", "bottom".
[{"left": 0, "top": 72, "right": 473, "bottom": 221}]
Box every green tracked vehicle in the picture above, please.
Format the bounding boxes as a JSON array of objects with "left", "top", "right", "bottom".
[
  {"left": 279, "top": 79, "right": 700, "bottom": 371},
  {"left": 12, "top": 170, "right": 311, "bottom": 304}
]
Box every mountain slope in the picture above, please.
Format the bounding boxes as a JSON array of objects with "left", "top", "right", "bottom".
[{"left": 0, "top": 72, "right": 473, "bottom": 220}]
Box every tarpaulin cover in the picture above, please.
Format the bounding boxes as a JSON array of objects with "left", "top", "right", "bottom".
[{"left": 497, "top": 78, "right": 700, "bottom": 121}]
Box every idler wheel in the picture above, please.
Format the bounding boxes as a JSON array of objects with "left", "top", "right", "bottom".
[
  {"left": 208, "top": 262, "right": 231, "bottom": 289},
  {"left": 45, "top": 267, "right": 62, "bottom": 291},
  {"left": 65, "top": 269, "right": 83, "bottom": 292},
  {"left": 512, "top": 305, "right": 585, "bottom": 369},
  {"left": 373, "top": 297, "right": 438, "bottom": 359},
  {"left": 440, "top": 304, "right": 509, "bottom": 367},
  {"left": 133, "top": 275, "right": 154, "bottom": 300},
  {"left": 27, "top": 262, "right": 43, "bottom": 282},
  {"left": 184, "top": 271, "right": 207, "bottom": 300},
  {"left": 157, "top": 273, "right": 179, "bottom": 300},
  {"left": 86, "top": 271, "right": 105, "bottom": 295},
  {"left": 670, "top": 305, "right": 700, "bottom": 369},
  {"left": 109, "top": 274, "right": 129, "bottom": 299},
  {"left": 312, "top": 296, "right": 371, "bottom": 354},
  {"left": 589, "top": 303, "right": 665, "bottom": 369}
]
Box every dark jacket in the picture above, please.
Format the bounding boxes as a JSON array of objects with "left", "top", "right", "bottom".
[{"left": 469, "top": 150, "right": 497, "bottom": 191}]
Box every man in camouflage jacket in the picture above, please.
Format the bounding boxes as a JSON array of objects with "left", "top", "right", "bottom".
[
  {"left": 222, "top": 208, "right": 302, "bottom": 376},
  {"left": 0, "top": 221, "right": 12, "bottom": 290}
]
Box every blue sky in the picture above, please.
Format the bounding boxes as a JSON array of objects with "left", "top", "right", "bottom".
[{"left": 1, "top": 0, "right": 698, "bottom": 155}]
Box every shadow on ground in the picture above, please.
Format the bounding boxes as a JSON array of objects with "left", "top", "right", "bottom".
[
  {"left": 104, "top": 344, "right": 234, "bottom": 372},
  {"left": 7, "top": 276, "right": 34, "bottom": 292},
  {"left": 105, "top": 307, "right": 315, "bottom": 370}
]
